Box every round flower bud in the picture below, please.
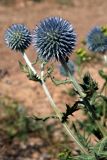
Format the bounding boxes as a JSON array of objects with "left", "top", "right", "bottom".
[
  {"left": 86, "top": 26, "right": 107, "bottom": 53},
  {"left": 32, "top": 17, "right": 76, "bottom": 61},
  {"left": 59, "top": 60, "right": 75, "bottom": 77},
  {"left": 4, "top": 24, "right": 32, "bottom": 52}
]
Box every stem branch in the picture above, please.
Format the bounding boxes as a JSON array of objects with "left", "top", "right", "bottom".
[{"left": 20, "top": 51, "right": 89, "bottom": 154}]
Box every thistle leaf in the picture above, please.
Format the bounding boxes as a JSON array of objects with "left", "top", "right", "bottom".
[
  {"left": 18, "top": 61, "right": 28, "bottom": 73},
  {"left": 95, "top": 137, "right": 107, "bottom": 154},
  {"left": 99, "top": 70, "right": 107, "bottom": 81},
  {"left": 18, "top": 61, "right": 42, "bottom": 84},
  {"left": 62, "top": 102, "right": 81, "bottom": 123},
  {"left": 81, "top": 73, "right": 98, "bottom": 99}
]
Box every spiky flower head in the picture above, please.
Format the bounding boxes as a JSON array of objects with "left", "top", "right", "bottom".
[
  {"left": 4, "top": 24, "right": 32, "bottom": 52},
  {"left": 59, "top": 60, "right": 75, "bottom": 77},
  {"left": 32, "top": 17, "right": 76, "bottom": 61},
  {"left": 86, "top": 26, "right": 107, "bottom": 53}
]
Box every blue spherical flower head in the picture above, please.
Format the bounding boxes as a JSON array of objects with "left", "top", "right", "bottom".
[
  {"left": 86, "top": 26, "right": 107, "bottom": 53},
  {"left": 4, "top": 24, "right": 32, "bottom": 52},
  {"left": 33, "top": 17, "right": 76, "bottom": 62},
  {"left": 59, "top": 60, "right": 75, "bottom": 77}
]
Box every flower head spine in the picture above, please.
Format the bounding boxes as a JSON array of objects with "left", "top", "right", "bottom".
[
  {"left": 32, "top": 17, "right": 76, "bottom": 61},
  {"left": 4, "top": 24, "right": 32, "bottom": 52}
]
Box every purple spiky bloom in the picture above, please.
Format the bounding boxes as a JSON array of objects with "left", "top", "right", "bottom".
[
  {"left": 32, "top": 17, "right": 76, "bottom": 61},
  {"left": 86, "top": 26, "right": 107, "bottom": 53},
  {"left": 4, "top": 24, "right": 32, "bottom": 52}
]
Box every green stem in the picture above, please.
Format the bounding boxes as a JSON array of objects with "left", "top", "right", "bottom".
[
  {"left": 100, "top": 81, "right": 107, "bottom": 94},
  {"left": 103, "top": 54, "right": 107, "bottom": 64},
  {"left": 95, "top": 120, "right": 106, "bottom": 137},
  {"left": 60, "top": 58, "right": 107, "bottom": 137},
  {"left": 60, "top": 58, "right": 86, "bottom": 98},
  {"left": 20, "top": 51, "right": 89, "bottom": 154}
]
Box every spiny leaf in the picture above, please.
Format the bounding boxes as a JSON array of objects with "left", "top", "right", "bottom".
[
  {"left": 29, "top": 115, "right": 58, "bottom": 122},
  {"left": 27, "top": 72, "right": 42, "bottom": 84},
  {"left": 18, "top": 61, "right": 28, "bottom": 73},
  {"left": 96, "top": 152, "right": 107, "bottom": 160},
  {"left": 75, "top": 154, "right": 98, "bottom": 160},
  {"left": 72, "top": 123, "right": 93, "bottom": 152},
  {"left": 81, "top": 73, "right": 98, "bottom": 98},
  {"left": 83, "top": 97, "right": 97, "bottom": 119},
  {"left": 58, "top": 149, "right": 75, "bottom": 160},
  {"left": 99, "top": 70, "right": 107, "bottom": 81},
  {"left": 62, "top": 102, "right": 81, "bottom": 123},
  {"left": 18, "top": 61, "right": 42, "bottom": 84},
  {"left": 95, "top": 137, "right": 107, "bottom": 154},
  {"left": 43, "top": 65, "right": 54, "bottom": 81}
]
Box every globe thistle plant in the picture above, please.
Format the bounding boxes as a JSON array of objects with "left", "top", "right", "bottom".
[
  {"left": 32, "top": 17, "right": 76, "bottom": 62},
  {"left": 86, "top": 26, "right": 107, "bottom": 53},
  {"left": 32, "top": 17, "right": 85, "bottom": 98},
  {"left": 4, "top": 24, "right": 32, "bottom": 52}
]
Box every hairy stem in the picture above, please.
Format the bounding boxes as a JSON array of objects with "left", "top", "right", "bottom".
[
  {"left": 21, "top": 52, "right": 37, "bottom": 75},
  {"left": 60, "top": 58, "right": 86, "bottom": 98},
  {"left": 20, "top": 51, "right": 89, "bottom": 154}
]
